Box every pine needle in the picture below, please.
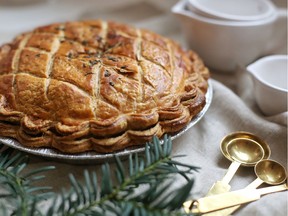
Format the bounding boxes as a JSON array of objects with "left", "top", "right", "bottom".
[{"left": 0, "top": 136, "right": 198, "bottom": 216}]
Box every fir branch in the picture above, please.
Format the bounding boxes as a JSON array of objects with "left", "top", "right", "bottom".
[
  {"left": 0, "top": 135, "right": 198, "bottom": 216},
  {"left": 46, "top": 135, "right": 197, "bottom": 216},
  {"left": 0, "top": 144, "right": 55, "bottom": 216}
]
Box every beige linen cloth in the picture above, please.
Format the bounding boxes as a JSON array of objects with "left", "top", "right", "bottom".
[{"left": 0, "top": 0, "right": 287, "bottom": 215}]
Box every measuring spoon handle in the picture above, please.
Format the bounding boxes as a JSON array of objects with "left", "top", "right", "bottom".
[
  {"left": 221, "top": 161, "right": 241, "bottom": 184},
  {"left": 205, "top": 161, "right": 241, "bottom": 196},
  {"left": 190, "top": 184, "right": 287, "bottom": 214},
  {"left": 206, "top": 181, "right": 231, "bottom": 196},
  {"left": 202, "top": 178, "right": 264, "bottom": 216}
]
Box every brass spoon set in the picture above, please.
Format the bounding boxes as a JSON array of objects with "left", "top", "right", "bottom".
[{"left": 183, "top": 131, "right": 287, "bottom": 215}]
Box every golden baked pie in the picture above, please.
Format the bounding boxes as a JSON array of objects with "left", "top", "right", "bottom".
[{"left": 0, "top": 20, "right": 209, "bottom": 153}]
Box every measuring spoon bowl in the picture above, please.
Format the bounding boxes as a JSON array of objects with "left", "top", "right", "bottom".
[
  {"left": 226, "top": 138, "right": 264, "bottom": 165},
  {"left": 221, "top": 131, "right": 271, "bottom": 166},
  {"left": 254, "top": 159, "right": 287, "bottom": 185},
  {"left": 219, "top": 137, "right": 265, "bottom": 184}
]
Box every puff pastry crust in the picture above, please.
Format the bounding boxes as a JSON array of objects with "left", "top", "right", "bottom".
[{"left": 0, "top": 20, "right": 209, "bottom": 153}]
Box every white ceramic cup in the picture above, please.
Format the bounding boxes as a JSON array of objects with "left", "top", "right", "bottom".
[
  {"left": 247, "top": 55, "right": 287, "bottom": 116},
  {"left": 172, "top": 0, "right": 287, "bottom": 72}
]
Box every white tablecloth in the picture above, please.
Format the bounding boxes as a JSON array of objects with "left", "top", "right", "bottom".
[{"left": 0, "top": 0, "right": 287, "bottom": 215}]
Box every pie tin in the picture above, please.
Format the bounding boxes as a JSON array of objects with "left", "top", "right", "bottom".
[{"left": 0, "top": 80, "right": 213, "bottom": 164}]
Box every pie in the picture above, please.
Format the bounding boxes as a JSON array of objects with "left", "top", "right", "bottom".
[{"left": 0, "top": 20, "right": 209, "bottom": 153}]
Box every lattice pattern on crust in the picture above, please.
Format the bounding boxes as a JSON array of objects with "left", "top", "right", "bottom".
[{"left": 0, "top": 20, "right": 209, "bottom": 153}]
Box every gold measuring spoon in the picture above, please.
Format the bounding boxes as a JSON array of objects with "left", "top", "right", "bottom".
[
  {"left": 206, "top": 132, "right": 271, "bottom": 196},
  {"left": 183, "top": 183, "right": 287, "bottom": 214},
  {"left": 247, "top": 159, "right": 287, "bottom": 188},
  {"left": 201, "top": 159, "right": 287, "bottom": 216}
]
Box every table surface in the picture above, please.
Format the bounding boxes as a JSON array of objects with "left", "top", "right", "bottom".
[{"left": 0, "top": 0, "right": 287, "bottom": 215}]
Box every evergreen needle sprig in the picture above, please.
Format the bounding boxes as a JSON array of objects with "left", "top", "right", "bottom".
[
  {"left": 0, "top": 135, "right": 199, "bottom": 216},
  {"left": 0, "top": 145, "right": 55, "bottom": 216}
]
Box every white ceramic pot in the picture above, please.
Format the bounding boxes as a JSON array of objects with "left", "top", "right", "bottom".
[
  {"left": 187, "top": 0, "right": 276, "bottom": 21},
  {"left": 171, "top": 0, "right": 287, "bottom": 72},
  {"left": 247, "top": 55, "right": 287, "bottom": 116}
]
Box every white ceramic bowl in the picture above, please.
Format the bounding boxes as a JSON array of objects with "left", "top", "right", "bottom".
[
  {"left": 247, "top": 55, "right": 288, "bottom": 116},
  {"left": 187, "top": 0, "right": 275, "bottom": 21},
  {"left": 172, "top": 0, "right": 287, "bottom": 72}
]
